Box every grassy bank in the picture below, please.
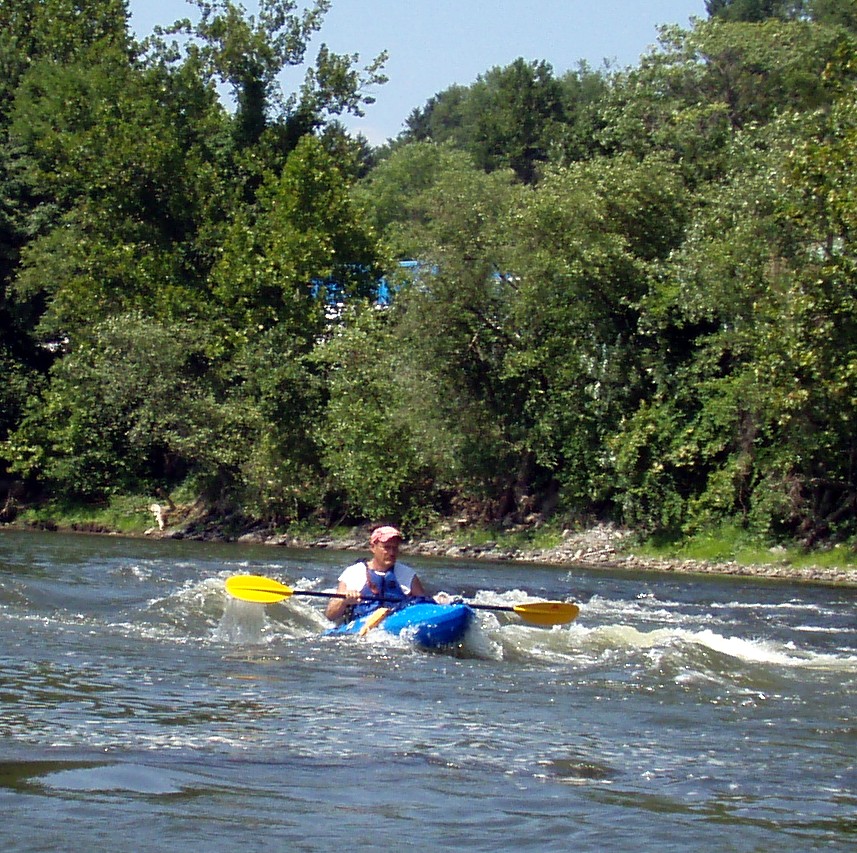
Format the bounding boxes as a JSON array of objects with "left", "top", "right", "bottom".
[
  {"left": 635, "top": 524, "right": 857, "bottom": 573},
  {"left": 12, "top": 496, "right": 156, "bottom": 536},
  {"left": 7, "top": 497, "right": 857, "bottom": 577}
]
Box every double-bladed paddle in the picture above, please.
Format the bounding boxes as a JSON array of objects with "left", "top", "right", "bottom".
[{"left": 224, "top": 574, "right": 579, "bottom": 627}]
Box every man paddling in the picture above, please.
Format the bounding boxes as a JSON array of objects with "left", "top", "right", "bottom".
[{"left": 324, "top": 525, "right": 429, "bottom": 623}]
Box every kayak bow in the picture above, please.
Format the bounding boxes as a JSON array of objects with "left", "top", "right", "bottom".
[{"left": 325, "top": 600, "right": 476, "bottom": 648}]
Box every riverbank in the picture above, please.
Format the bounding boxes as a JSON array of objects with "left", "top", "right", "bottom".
[
  {"left": 7, "top": 509, "right": 855, "bottom": 588},
  {"left": 227, "top": 521, "right": 857, "bottom": 588}
]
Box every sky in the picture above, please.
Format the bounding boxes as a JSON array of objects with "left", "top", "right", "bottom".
[{"left": 127, "top": 0, "right": 708, "bottom": 144}]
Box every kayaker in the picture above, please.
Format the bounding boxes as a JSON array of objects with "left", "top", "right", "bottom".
[{"left": 324, "top": 525, "right": 429, "bottom": 622}]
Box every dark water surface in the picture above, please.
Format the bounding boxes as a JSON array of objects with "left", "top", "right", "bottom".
[{"left": 1, "top": 529, "right": 854, "bottom": 851}]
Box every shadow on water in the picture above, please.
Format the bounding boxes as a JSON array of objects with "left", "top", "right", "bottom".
[{"left": 0, "top": 759, "right": 211, "bottom": 798}]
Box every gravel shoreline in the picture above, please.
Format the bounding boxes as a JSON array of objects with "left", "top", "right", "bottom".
[
  {"left": 232, "top": 522, "right": 857, "bottom": 588},
  {"left": 8, "top": 515, "right": 854, "bottom": 586}
]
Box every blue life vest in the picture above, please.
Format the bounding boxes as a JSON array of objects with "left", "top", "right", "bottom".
[{"left": 351, "top": 565, "right": 407, "bottom": 618}]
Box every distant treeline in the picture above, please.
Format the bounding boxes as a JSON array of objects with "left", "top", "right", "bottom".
[{"left": 1, "top": 0, "right": 855, "bottom": 547}]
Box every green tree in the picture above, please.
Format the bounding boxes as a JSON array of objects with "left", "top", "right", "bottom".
[
  {"left": 598, "top": 18, "right": 848, "bottom": 184},
  {"left": 612, "top": 74, "right": 857, "bottom": 545},
  {"left": 355, "top": 141, "right": 482, "bottom": 257},
  {"left": 0, "top": 0, "right": 132, "bottom": 112},
  {"left": 503, "top": 154, "right": 689, "bottom": 513},
  {"left": 609, "top": 119, "right": 802, "bottom": 535},
  {"left": 316, "top": 309, "right": 456, "bottom": 525},
  {"left": 809, "top": 0, "right": 857, "bottom": 32},
  {"left": 211, "top": 134, "right": 381, "bottom": 336},
  {"left": 401, "top": 59, "right": 576, "bottom": 183},
  {"left": 768, "top": 55, "right": 857, "bottom": 541},
  {"left": 706, "top": 0, "right": 808, "bottom": 21},
  {"left": 551, "top": 62, "right": 611, "bottom": 165},
  {"left": 350, "top": 144, "right": 528, "bottom": 520},
  {"left": 462, "top": 58, "right": 565, "bottom": 183},
  {"left": 0, "top": 0, "right": 141, "bottom": 476},
  {"left": 9, "top": 49, "right": 231, "bottom": 343},
  {"left": 207, "top": 135, "right": 383, "bottom": 516},
  {"left": 2, "top": 0, "right": 388, "bottom": 515},
  {"left": 4, "top": 313, "right": 246, "bottom": 499},
  {"left": 156, "top": 0, "right": 386, "bottom": 149},
  {"left": 399, "top": 179, "right": 524, "bottom": 512},
  {"left": 402, "top": 85, "right": 470, "bottom": 148},
  {"left": 228, "top": 323, "right": 326, "bottom": 522}
]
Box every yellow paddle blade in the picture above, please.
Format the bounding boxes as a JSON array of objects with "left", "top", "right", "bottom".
[
  {"left": 225, "top": 574, "right": 295, "bottom": 604},
  {"left": 512, "top": 601, "right": 580, "bottom": 626},
  {"left": 358, "top": 607, "right": 393, "bottom": 636}
]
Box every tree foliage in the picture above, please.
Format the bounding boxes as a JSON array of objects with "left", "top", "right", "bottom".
[
  {"left": 706, "top": 0, "right": 808, "bottom": 22},
  {"left": 155, "top": 0, "right": 387, "bottom": 149},
  {"left": 401, "top": 59, "right": 607, "bottom": 181},
  {"left": 611, "top": 58, "right": 857, "bottom": 543},
  {"left": 1, "top": 3, "right": 855, "bottom": 548}
]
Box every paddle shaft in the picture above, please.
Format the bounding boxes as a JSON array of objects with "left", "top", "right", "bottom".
[
  {"left": 224, "top": 575, "right": 579, "bottom": 625},
  {"left": 250, "top": 586, "right": 555, "bottom": 616}
]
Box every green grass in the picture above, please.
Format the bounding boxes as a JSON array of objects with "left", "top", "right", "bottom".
[
  {"left": 636, "top": 524, "right": 857, "bottom": 570},
  {"left": 444, "top": 522, "right": 565, "bottom": 551},
  {"left": 285, "top": 520, "right": 352, "bottom": 541},
  {"left": 788, "top": 545, "right": 857, "bottom": 570},
  {"left": 16, "top": 495, "right": 154, "bottom": 535}
]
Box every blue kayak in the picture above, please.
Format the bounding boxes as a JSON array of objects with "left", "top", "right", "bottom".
[{"left": 325, "top": 601, "right": 474, "bottom": 649}]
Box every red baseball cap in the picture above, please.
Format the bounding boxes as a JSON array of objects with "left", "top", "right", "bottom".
[{"left": 370, "top": 525, "right": 403, "bottom": 545}]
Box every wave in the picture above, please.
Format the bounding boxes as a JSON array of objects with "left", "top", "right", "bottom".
[
  {"left": 515, "top": 621, "right": 857, "bottom": 673},
  {"left": 8, "top": 569, "right": 853, "bottom": 676}
]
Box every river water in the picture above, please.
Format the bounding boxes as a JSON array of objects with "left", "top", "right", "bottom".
[{"left": 0, "top": 529, "right": 854, "bottom": 851}]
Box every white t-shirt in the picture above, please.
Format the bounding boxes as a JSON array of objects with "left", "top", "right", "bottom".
[{"left": 338, "top": 560, "right": 417, "bottom": 594}]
